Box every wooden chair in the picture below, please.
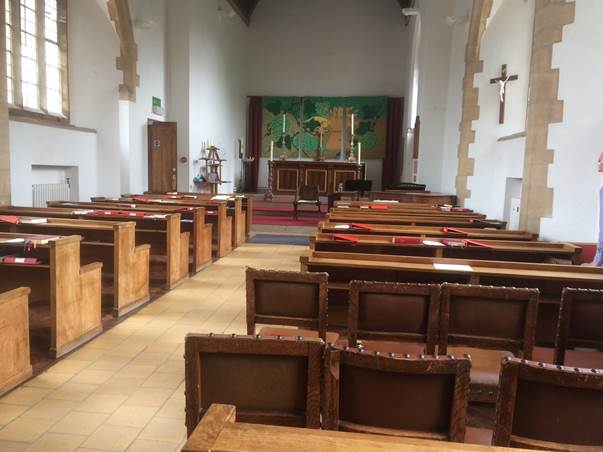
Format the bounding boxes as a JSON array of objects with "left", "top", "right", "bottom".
[
  {"left": 439, "top": 283, "right": 538, "bottom": 403},
  {"left": 347, "top": 281, "right": 440, "bottom": 355},
  {"left": 184, "top": 333, "right": 323, "bottom": 436},
  {"left": 493, "top": 357, "right": 603, "bottom": 450},
  {"left": 293, "top": 184, "right": 321, "bottom": 220},
  {"left": 246, "top": 267, "right": 337, "bottom": 342},
  {"left": 554, "top": 287, "right": 603, "bottom": 368},
  {"left": 323, "top": 345, "right": 470, "bottom": 442}
]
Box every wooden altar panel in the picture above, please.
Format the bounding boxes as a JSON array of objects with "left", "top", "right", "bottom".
[{"left": 271, "top": 161, "right": 365, "bottom": 195}]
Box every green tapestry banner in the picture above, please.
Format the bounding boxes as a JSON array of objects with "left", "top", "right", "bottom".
[
  {"left": 261, "top": 96, "right": 302, "bottom": 159},
  {"left": 301, "top": 97, "right": 345, "bottom": 160},
  {"left": 345, "top": 96, "right": 387, "bottom": 160}
]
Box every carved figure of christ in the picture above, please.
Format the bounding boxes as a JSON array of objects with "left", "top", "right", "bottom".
[{"left": 489, "top": 64, "right": 518, "bottom": 124}]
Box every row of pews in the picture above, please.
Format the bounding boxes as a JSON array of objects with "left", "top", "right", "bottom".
[
  {"left": 182, "top": 197, "right": 603, "bottom": 451},
  {"left": 0, "top": 191, "right": 252, "bottom": 397}
]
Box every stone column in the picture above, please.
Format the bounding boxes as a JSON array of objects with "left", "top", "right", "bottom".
[{"left": 0, "top": 2, "right": 11, "bottom": 205}]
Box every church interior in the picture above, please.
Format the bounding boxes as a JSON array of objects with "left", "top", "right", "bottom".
[{"left": 1, "top": 0, "right": 602, "bottom": 450}]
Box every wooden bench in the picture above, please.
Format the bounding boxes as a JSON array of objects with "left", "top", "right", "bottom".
[
  {"left": 183, "top": 403, "right": 529, "bottom": 452},
  {"left": 369, "top": 191, "right": 457, "bottom": 205},
  {"left": 146, "top": 191, "right": 253, "bottom": 241},
  {"left": 0, "top": 218, "right": 150, "bottom": 316},
  {"left": 327, "top": 212, "right": 506, "bottom": 229},
  {"left": 334, "top": 200, "right": 473, "bottom": 212},
  {"left": 0, "top": 287, "right": 32, "bottom": 396},
  {"left": 300, "top": 250, "right": 603, "bottom": 346},
  {"left": 0, "top": 206, "right": 188, "bottom": 289},
  {"left": 319, "top": 222, "right": 537, "bottom": 241},
  {"left": 93, "top": 196, "right": 233, "bottom": 257},
  {"left": 0, "top": 234, "right": 102, "bottom": 357},
  {"left": 331, "top": 206, "right": 486, "bottom": 219},
  {"left": 48, "top": 200, "right": 212, "bottom": 273},
  {"left": 310, "top": 233, "right": 582, "bottom": 264}
]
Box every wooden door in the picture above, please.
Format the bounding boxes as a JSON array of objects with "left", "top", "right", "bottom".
[{"left": 148, "top": 121, "right": 177, "bottom": 192}]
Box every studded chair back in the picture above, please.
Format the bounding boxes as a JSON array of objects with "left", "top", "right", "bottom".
[
  {"left": 323, "top": 345, "right": 470, "bottom": 442},
  {"left": 184, "top": 334, "right": 323, "bottom": 436},
  {"left": 493, "top": 357, "right": 603, "bottom": 450}
]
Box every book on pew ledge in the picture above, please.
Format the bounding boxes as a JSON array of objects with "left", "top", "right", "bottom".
[
  {"left": 73, "top": 210, "right": 94, "bottom": 215},
  {"left": 392, "top": 236, "right": 422, "bottom": 245},
  {"left": 19, "top": 217, "right": 47, "bottom": 224},
  {"left": 370, "top": 205, "right": 389, "bottom": 210},
  {"left": 423, "top": 240, "right": 445, "bottom": 247},
  {"left": 337, "top": 205, "right": 350, "bottom": 208},
  {"left": 360, "top": 205, "right": 369, "bottom": 209},
  {"left": 372, "top": 200, "right": 399, "bottom": 203},
  {"left": 333, "top": 234, "right": 360, "bottom": 243},
  {"left": 1, "top": 256, "right": 40, "bottom": 265},
  {"left": 433, "top": 263, "right": 473, "bottom": 272},
  {"left": 211, "top": 195, "right": 230, "bottom": 201},
  {"left": 441, "top": 227, "right": 468, "bottom": 236},
  {"left": 351, "top": 223, "right": 373, "bottom": 230},
  {"left": 0, "top": 215, "right": 19, "bottom": 224},
  {"left": 0, "top": 238, "right": 25, "bottom": 244},
  {"left": 334, "top": 224, "right": 350, "bottom": 230}
]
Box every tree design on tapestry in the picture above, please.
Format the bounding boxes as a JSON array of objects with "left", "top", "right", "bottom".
[
  {"left": 301, "top": 97, "right": 345, "bottom": 160},
  {"left": 261, "top": 97, "right": 302, "bottom": 159},
  {"left": 345, "top": 96, "right": 387, "bottom": 159}
]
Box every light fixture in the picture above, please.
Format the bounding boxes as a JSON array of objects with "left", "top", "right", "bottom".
[{"left": 402, "top": 8, "right": 419, "bottom": 17}]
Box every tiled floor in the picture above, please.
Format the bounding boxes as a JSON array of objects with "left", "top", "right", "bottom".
[{"left": 0, "top": 243, "right": 304, "bottom": 451}]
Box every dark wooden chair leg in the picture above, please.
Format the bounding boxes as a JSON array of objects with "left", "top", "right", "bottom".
[{"left": 293, "top": 202, "right": 298, "bottom": 220}]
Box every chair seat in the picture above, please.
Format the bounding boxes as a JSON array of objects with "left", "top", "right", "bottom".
[
  {"left": 259, "top": 326, "right": 339, "bottom": 344},
  {"left": 448, "top": 347, "right": 514, "bottom": 387},
  {"left": 465, "top": 426, "right": 493, "bottom": 445},
  {"left": 295, "top": 200, "right": 320, "bottom": 204},
  {"left": 533, "top": 346, "right": 603, "bottom": 368}
]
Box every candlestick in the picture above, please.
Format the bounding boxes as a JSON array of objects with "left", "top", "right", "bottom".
[
  {"left": 319, "top": 132, "right": 323, "bottom": 149},
  {"left": 282, "top": 114, "right": 286, "bottom": 135},
  {"left": 270, "top": 140, "right": 274, "bottom": 161},
  {"left": 358, "top": 142, "right": 362, "bottom": 163},
  {"left": 351, "top": 114, "right": 355, "bottom": 136}
]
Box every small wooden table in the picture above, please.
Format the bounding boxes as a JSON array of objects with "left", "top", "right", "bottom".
[
  {"left": 182, "top": 404, "right": 526, "bottom": 452},
  {"left": 270, "top": 160, "right": 365, "bottom": 195}
]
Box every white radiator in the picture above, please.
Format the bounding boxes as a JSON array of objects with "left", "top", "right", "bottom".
[{"left": 32, "top": 182, "right": 70, "bottom": 207}]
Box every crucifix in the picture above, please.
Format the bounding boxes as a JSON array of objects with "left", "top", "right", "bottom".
[{"left": 489, "top": 64, "right": 518, "bottom": 124}]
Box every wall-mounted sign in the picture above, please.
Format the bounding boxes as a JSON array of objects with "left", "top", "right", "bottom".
[{"left": 152, "top": 96, "right": 164, "bottom": 116}]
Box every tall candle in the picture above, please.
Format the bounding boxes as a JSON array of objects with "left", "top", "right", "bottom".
[
  {"left": 319, "top": 132, "right": 323, "bottom": 149},
  {"left": 351, "top": 114, "right": 355, "bottom": 136},
  {"left": 282, "top": 114, "right": 286, "bottom": 135},
  {"left": 358, "top": 142, "right": 362, "bottom": 163},
  {"left": 270, "top": 140, "right": 274, "bottom": 161}
]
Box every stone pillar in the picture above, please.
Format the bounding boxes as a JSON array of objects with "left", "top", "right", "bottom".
[
  {"left": 455, "top": 0, "right": 493, "bottom": 206},
  {"left": 519, "top": 0, "right": 575, "bottom": 233},
  {"left": 0, "top": 3, "right": 11, "bottom": 205}
]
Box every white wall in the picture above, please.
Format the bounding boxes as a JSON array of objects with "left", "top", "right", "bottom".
[
  {"left": 464, "top": 0, "right": 534, "bottom": 220},
  {"left": 247, "top": 0, "right": 409, "bottom": 190},
  {"left": 542, "top": 0, "right": 603, "bottom": 242}
]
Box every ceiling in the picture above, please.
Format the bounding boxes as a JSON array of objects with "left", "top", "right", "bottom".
[{"left": 226, "top": 0, "right": 414, "bottom": 26}]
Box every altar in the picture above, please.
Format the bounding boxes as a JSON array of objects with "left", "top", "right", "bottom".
[{"left": 269, "top": 160, "right": 365, "bottom": 195}]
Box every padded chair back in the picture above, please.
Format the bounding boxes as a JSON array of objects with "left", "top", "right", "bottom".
[
  {"left": 298, "top": 184, "right": 319, "bottom": 201},
  {"left": 184, "top": 334, "right": 323, "bottom": 436},
  {"left": 324, "top": 345, "right": 470, "bottom": 442},
  {"left": 493, "top": 357, "right": 603, "bottom": 450},
  {"left": 348, "top": 281, "right": 440, "bottom": 354},
  {"left": 439, "top": 283, "right": 538, "bottom": 357},
  {"left": 246, "top": 267, "right": 328, "bottom": 340},
  {"left": 554, "top": 288, "right": 603, "bottom": 365}
]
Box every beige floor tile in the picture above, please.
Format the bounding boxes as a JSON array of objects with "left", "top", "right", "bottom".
[
  {"left": 125, "top": 388, "right": 172, "bottom": 408},
  {"left": 128, "top": 353, "right": 171, "bottom": 366},
  {"left": 0, "top": 388, "right": 51, "bottom": 407},
  {"left": 93, "top": 378, "right": 145, "bottom": 397},
  {"left": 47, "top": 383, "right": 98, "bottom": 402},
  {"left": 155, "top": 360, "right": 183, "bottom": 375},
  {"left": 86, "top": 357, "right": 131, "bottom": 372},
  {"left": 23, "top": 372, "right": 72, "bottom": 390},
  {"left": 0, "top": 404, "right": 28, "bottom": 426},
  {"left": 50, "top": 412, "right": 108, "bottom": 435},
  {"left": 114, "top": 365, "right": 156, "bottom": 380},
  {"left": 26, "top": 432, "right": 86, "bottom": 451},
  {"left": 80, "top": 425, "right": 139, "bottom": 451},
  {"left": 126, "top": 439, "right": 179, "bottom": 452},
  {"left": 67, "top": 347, "right": 108, "bottom": 362},
  {"left": 21, "top": 399, "right": 78, "bottom": 421},
  {"left": 47, "top": 360, "right": 91, "bottom": 376},
  {"left": 140, "top": 372, "right": 183, "bottom": 390},
  {"left": 138, "top": 417, "right": 186, "bottom": 444},
  {"left": 0, "top": 440, "right": 29, "bottom": 451},
  {"left": 71, "top": 370, "right": 116, "bottom": 385},
  {"left": 74, "top": 394, "right": 128, "bottom": 414},
  {"left": 105, "top": 405, "right": 157, "bottom": 428},
  {"left": 155, "top": 394, "right": 184, "bottom": 421},
  {"left": 0, "top": 418, "right": 54, "bottom": 442}
]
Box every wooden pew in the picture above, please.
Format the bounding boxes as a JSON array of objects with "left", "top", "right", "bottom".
[
  {"left": 334, "top": 200, "right": 476, "bottom": 213},
  {"left": 300, "top": 250, "right": 603, "bottom": 346},
  {"left": 0, "top": 218, "right": 150, "bottom": 316},
  {"left": 0, "top": 206, "right": 188, "bottom": 289},
  {"left": 310, "top": 233, "right": 582, "bottom": 264},
  {"left": 369, "top": 191, "right": 457, "bottom": 205},
  {"left": 183, "top": 403, "right": 528, "bottom": 452},
  {"left": 319, "top": 222, "right": 537, "bottom": 241},
  {"left": 327, "top": 212, "right": 507, "bottom": 229},
  {"left": 0, "top": 233, "right": 102, "bottom": 357},
  {"left": 92, "top": 196, "right": 233, "bottom": 257},
  {"left": 330, "top": 207, "right": 487, "bottom": 220},
  {"left": 0, "top": 287, "right": 32, "bottom": 396},
  {"left": 48, "top": 200, "right": 212, "bottom": 273},
  {"left": 146, "top": 191, "right": 253, "bottom": 241}
]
